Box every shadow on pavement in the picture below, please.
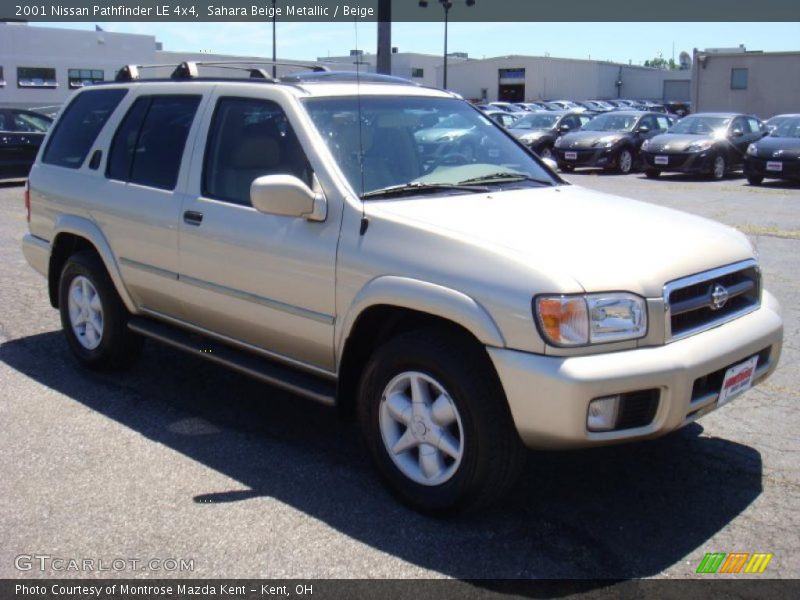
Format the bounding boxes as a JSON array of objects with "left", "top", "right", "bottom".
[{"left": 1, "top": 331, "right": 764, "bottom": 583}]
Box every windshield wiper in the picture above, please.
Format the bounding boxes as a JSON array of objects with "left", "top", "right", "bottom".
[
  {"left": 457, "top": 172, "right": 554, "bottom": 186},
  {"left": 360, "top": 182, "right": 489, "bottom": 199}
]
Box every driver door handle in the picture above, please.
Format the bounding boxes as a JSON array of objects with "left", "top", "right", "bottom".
[{"left": 183, "top": 210, "right": 204, "bottom": 226}]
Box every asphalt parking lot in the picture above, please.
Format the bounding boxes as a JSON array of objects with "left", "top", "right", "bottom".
[{"left": 1, "top": 171, "right": 798, "bottom": 581}]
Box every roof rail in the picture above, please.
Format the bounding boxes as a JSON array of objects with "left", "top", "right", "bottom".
[{"left": 114, "top": 60, "right": 329, "bottom": 83}]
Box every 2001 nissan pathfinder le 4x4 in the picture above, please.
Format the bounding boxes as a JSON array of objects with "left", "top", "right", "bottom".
[{"left": 22, "top": 62, "right": 783, "bottom": 514}]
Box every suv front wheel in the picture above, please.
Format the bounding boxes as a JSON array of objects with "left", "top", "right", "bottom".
[
  {"left": 358, "top": 328, "right": 525, "bottom": 515},
  {"left": 59, "top": 250, "right": 142, "bottom": 370}
]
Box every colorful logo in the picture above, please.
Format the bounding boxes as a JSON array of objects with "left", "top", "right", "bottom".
[{"left": 696, "top": 552, "right": 773, "bottom": 574}]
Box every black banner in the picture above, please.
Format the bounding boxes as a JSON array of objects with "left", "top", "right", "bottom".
[
  {"left": 3, "top": 579, "right": 800, "bottom": 600},
  {"left": 3, "top": 0, "right": 800, "bottom": 22}
]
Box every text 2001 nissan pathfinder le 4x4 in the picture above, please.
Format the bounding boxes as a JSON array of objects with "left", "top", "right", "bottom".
[{"left": 22, "top": 63, "right": 783, "bottom": 514}]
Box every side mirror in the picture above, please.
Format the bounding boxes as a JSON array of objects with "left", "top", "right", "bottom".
[
  {"left": 542, "top": 157, "right": 558, "bottom": 171},
  {"left": 731, "top": 128, "right": 744, "bottom": 138},
  {"left": 250, "top": 175, "right": 327, "bottom": 221},
  {"left": 558, "top": 124, "right": 571, "bottom": 133},
  {"left": 637, "top": 125, "right": 650, "bottom": 134}
]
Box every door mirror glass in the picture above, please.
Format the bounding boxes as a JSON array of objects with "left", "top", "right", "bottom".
[
  {"left": 637, "top": 125, "right": 650, "bottom": 134},
  {"left": 250, "top": 175, "right": 326, "bottom": 221},
  {"left": 731, "top": 128, "right": 744, "bottom": 137},
  {"left": 558, "top": 124, "right": 570, "bottom": 133}
]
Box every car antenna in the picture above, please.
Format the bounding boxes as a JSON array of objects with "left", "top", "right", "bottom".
[{"left": 354, "top": 19, "right": 369, "bottom": 235}]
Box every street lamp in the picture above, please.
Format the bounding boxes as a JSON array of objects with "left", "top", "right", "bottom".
[
  {"left": 271, "top": 0, "right": 277, "bottom": 78},
  {"left": 419, "top": 0, "right": 475, "bottom": 90}
]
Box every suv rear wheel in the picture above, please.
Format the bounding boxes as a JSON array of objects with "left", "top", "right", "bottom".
[
  {"left": 59, "top": 251, "right": 142, "bottom": 370},
  {"left": 358, "top": 328, "right": 525, "bottom": 515}
]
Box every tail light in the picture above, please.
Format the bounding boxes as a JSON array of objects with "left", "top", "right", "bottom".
[{"left": 24, "top": 179, "right": 31, "bottom": 223}]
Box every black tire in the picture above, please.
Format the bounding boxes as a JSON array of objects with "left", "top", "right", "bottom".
[
  {"left": 358, "top": 328, "right": 525, "bottom": 515},
  {"left": 710, "top": 154, "right": 726, "bottom": 180},
  {"left": 616, "top": 147, "right": 634, "bottom": 174},
  {"left": 59, "top": 250, "right": 143, "bottom": 370},
  {"left": 537, "top": 145, "right": 554, "bottom": 160},
  {"left": 747, "top": 174, "right": 764, "bottom": 185},
  {"left": 645, "top": 168, "right": 661, "bottom": 179}
]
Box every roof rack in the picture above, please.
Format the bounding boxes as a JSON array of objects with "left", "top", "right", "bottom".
[{"left": 114, "top": 60, "right": 329, "bottom": 83}]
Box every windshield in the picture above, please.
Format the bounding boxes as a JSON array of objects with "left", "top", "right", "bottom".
[
  {"left": 512, "top": 113, "right": 559, "bottom": 130},
  {"left": 582, "top": 113, "right": 638, "bottom": 132},
  {"left": 302, "top": 95, "right": 557, "bottom": 198},
  {"left": 669, "top": 115, "right": 731, "bottom": 135},
  {"left": 770, "top": 117, "right": 800, "bottom": 138}
]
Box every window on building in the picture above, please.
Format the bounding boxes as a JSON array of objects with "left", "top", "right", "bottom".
[
  {"left": 731, "top": 68, "right": 748, "bottom": 90},
  {"left": 68, "top": 69, "right": 104, "bottom": 88},
  {"left": 17, "top": 67, "right": 58, "bottom": 88},
  {"left": 203, "top": 97, "right": 312, "bottom": 206},
  {"left": 0, "top": 66, "right": 5, "bottom": 87},
  {"left": 43, "top": 88, "right": 127, "bottom": 169},
  {"left": 411, "top": 68, "right": 424, "bottom": 78},
  {"left": 107, "top": 95, "right": 201, "bottom": 190}
]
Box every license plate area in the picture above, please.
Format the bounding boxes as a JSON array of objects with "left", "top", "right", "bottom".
[
  {"left": 717, "top": 355, "right": 758, "bottom": 407},
  {"left": 564, "top": 151, "right": 577, "bottom": 160},
  {"left": 655, "top": 155, "right": 669, "bottom": 165},
  {"left": 766, "top": 161, "right": 783, "bottom": 172}
]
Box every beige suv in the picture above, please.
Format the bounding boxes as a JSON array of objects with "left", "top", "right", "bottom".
[{"left": 22, "top": 63, "right": 783, "bottom": 514}]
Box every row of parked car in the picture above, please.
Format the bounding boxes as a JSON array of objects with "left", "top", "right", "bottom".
[
  {"left": 479, "top": 99, "right": 692, "bottom": 117},
  {"left": 476, "top": 105, "right": 800, "bottom": 184}
]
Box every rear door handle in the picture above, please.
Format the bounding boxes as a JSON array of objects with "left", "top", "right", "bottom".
[{"left": 183, "top": 210, "right": 204, "bottom": 226}]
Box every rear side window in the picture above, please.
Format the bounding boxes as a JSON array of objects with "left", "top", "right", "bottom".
[
  {"left": 42, "top": 89, "right": 127, "bottom": 169},
  {"left": 107, "top": 95, "right": 200, "bottom": 191}
]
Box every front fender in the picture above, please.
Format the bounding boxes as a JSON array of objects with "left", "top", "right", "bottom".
[
  {"left": 52, "top": 214, "right": 137, "bottom": 313},
  {"left": 336, "top": 275, "right": 505, "bottom": 363}
]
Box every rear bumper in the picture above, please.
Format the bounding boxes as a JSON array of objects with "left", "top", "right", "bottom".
[
  {"left": 489, "top": 291, "right": 783, "bottom": 449},
  {"left": 22, "top": 233, "right": 50, "bottom": 278}
]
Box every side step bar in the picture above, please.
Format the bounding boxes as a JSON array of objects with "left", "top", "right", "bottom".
[{"left": 128, "top": 317, "right": 337, "bottom": 406}]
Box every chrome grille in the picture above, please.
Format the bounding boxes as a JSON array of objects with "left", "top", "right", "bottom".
[{"left": 664, "top": 260, "right": 761, "bottom": 342}]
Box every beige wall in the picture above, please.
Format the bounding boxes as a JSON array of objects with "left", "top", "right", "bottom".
[{"left": 692, "top": 51, "right": 800, "bottom": 119}]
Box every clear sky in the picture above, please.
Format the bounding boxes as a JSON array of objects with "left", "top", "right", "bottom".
[{"left": 34, "top": 21, "right": 800, "bottom": 65}]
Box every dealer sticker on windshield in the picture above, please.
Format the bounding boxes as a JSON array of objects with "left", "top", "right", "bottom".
[
  {"left": 655, "top": 155, "right": 669, "bottom": 165},
  {"left": 564, "top": 151, "right": 577, "bottom": 160},
  {"left": 766, "top": 161, "right": 783, "bottom": 172},
  {"left": 717, "top": 355, "right": 758, "bottom": 407}
]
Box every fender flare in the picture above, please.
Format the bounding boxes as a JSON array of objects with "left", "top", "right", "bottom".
[
  {"left": 51, "top": 214, "right": 138, "bottom": 313},
  {"left": 336, "top": 275, "right": 505, "bottom": 363}
]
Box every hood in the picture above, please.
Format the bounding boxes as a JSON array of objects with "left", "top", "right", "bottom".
[
  {"left": 645, "top": 133, "right": 713, "bottom": 153},
  {"left": 415, "top": 127, "right": 473, "bottom": 144},
  {"left": 509, "top": 128, "right": 551, "bottom": 142},
  {"left": 558, "top": 130, "right": 629, "bottom": 149},
  {"left": 750, "top": 135, "right": 800, "bottom": 159},
  {"left": 368, "top": 185, "right": 753, "bottom": 297}
]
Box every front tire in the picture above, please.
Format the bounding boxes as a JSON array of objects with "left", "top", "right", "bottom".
[
  {"left": 710, "top": 154, "right": 726, "bottom": 180},
  {"left": 537, "top": 145, "right": 554, "bottom": 160},
  {"left": 358, "top": 328, "right": 525, "bottom": 515},
  {"left": 59, "top": 251, "right": 142, "bottom": 370},
  {"left": 616, "top": 148, "right": 634, "bottom": 174}
]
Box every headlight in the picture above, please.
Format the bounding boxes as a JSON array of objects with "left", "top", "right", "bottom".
[
  {"left": 594, "top": 136, "right": 619, "bottom": 148},
  {"left": 535, "top": 293, "right": 647, "bottom": 346},
  {"left": 686, "top": 140, "right": 713, "bottom": 153},
  {"left": 747, "top": 143, "right": 758, "bottom": 156},
  {"left": 641, "top": 139, "right": 651, "bottom": 151}
]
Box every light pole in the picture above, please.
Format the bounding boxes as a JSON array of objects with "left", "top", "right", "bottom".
[
  {"left": 271, "top": 0, "right": 277, "bottom": 78},
  {"left": 419, "top": 0, "right": 475, "bottom": 90}
]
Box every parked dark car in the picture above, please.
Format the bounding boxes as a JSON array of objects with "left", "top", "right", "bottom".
[
  {"left": 765, "top": 113, "right": 799, "bottom": 134},
  {"left": 508, "top": 110, "right": 595, "bottom": 160},
  {"left": 744, "top": 114, "right": 800, "bottom": 185},
  {"left": 0, "top": 109, "right": 53, "bottom": 179},
  {"left": 578, "top": 100, "right": 614, "bottom": 113},
  {"left": 640, "top": 112, "right": 767, "bottom": 180},
  {"left": 554, "top": 111, "right": 671, "bottom": 174}
]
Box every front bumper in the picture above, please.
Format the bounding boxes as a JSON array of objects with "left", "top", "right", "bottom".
[
  {"left": 489, "top": 291, "right": 783, "bottom": 449},
  {"left": 641, "top": 150, "right": 713, "bottom": 173},
  {"left": 745, "top": 156, "right": 800, "bottom": 180},
  {"left": 555, "top": 146, "right": 620, "bottom": 169}
]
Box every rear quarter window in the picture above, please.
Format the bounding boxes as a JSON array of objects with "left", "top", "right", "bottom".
[{"left": 42, "top": 88, "right": 127, "bottom": 169}]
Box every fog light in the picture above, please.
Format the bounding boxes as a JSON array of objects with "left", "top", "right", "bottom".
[{"left": 587, "top": 396, "right": 620, "bottom": 431}]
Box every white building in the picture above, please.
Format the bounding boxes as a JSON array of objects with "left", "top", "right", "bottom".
[{"left": 443, "top": 55, "right": 692, "bottom": 103}]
